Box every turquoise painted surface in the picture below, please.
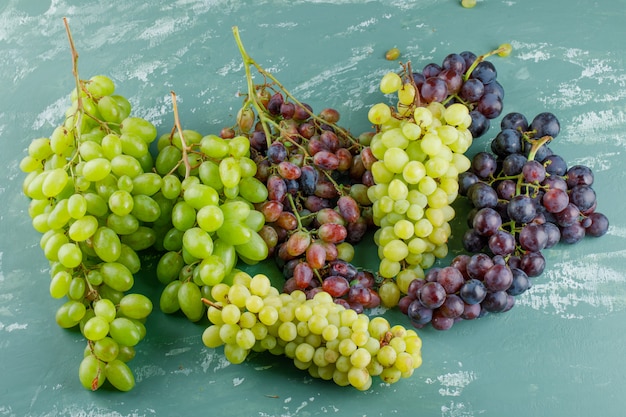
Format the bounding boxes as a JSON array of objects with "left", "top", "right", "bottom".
[{"left": 1, "top": 0, "right": 625, "bottom": 416}]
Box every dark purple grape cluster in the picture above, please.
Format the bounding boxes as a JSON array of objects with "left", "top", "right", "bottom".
[
  {"left": 396, "top": 111, "right": 609, "bottom": 331},
  {"left": 411, "top": 51, "right": 504, "bottom": 138},
  {"left": 397, "top": 253, "right": 522, "bottom": 330},
  {"left": 460, "top": 111, "right": 609, "bottom": 257},
  {"left": 230, "top": 86, "right": 382, "bottom": 310}
]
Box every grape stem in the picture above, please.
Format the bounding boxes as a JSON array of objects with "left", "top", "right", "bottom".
[
  {"left": 231, "top": 26, "right": 360, "bottom": 149},
  {"left": 169, "top": 91, "right": 192, "bottom": 179},
  {"left": 463, "top": 45, "right": 511, "bottom": 82},
  {"left": 526, "top": 135, "right": 552, "bottom": 162},
  {"left": 201, "top": 298, "right": 222, "bottom": 309},
  {"left": 63, "top": 18, "right": 84, "bottom": 137}
]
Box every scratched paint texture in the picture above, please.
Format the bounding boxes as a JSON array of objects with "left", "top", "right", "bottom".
[{"left": 1, "top": 1, "right": 625, "bottom": 416}]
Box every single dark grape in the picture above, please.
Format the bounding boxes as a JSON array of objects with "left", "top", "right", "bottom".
[
  {"left": 463, "top": 228, "right": 488, "bottom": 252},
  {"left": 459, "top": 78, "right": 485, "bottom": 102},
  {"left": 460, "top": 51, "right": 478, "bottom": 72},
  {"left": 470, "top": 60, "right": 497, "bottom": 84},
  {"left": 502, "top": 153, "right": 527, "bottom": 176},
  {"left": 483, "top": 264, "right": 514, "bottom": 292},
  {"left": 566, "top": 165, "right": 594, "bottom": 187},
  {"left": 491, "top": 128, "right": 522, "bottom": 157},
  {"left": 541, "top": 154, "right": 568, "bottom": 176},
  {"left": 569, "top": 185, "right": 596, "bottom": 212},
  {"left": 560, "top": 222, "right": 586, "bottom": 244},
  {"left": 477, "top": 93, "right": 503, "bottom": 119},
  {"left": 488, "top": 230, "right": 516, "bottom": 256},
  {"left": 442, "top": 53, "right": 467, "bottom": 73},
  {"left": 468, "top": 182, "right": 498, "bottom": 209},
  {"left": 421, "top": 77, "right": 448, "bottom": 103},
  {"left": 466, "top": 253, "right": 494, "bottom": 280},
  {"left": 459, "top": 279, "right": 487, "bottom": 304},
  {"left": 422, "top": 62, "right": 442, "bottom": 78},
  {"left": 585, "top": 212, "right": 609, "bottom": 237},
  {"left": 418, "top": 282, "right": 447, "bottom": 309},
  {"left": 507, "top": 195, "right": 537, "bottom": 223},
  {"left": 530, "top": 112, "right": 560, "bottom": 139},
  {"left": 500, "top": 112, "right": 529, "bottom": 132},
  {"left": 507, "top": 268, "right": 531, "bottom": 296},
  {"left": 481, "top": 291, "right": 509, "bottom": 313},
  {"left": 471, "top": 151, "right": 498, "bottom": 179},
  {"left": 519, "top": 223, "right": 549, "bottom": 252},
  {"left": 468, "top": 110, "right": 490, "bottom": 138}
]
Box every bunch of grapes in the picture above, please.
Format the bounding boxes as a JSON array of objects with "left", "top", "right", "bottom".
[
  {"left": 227, "top": 28, "right": 384, "bottom": 310},
  {"left": 396, "top": 111, "right": 609, "bottom": 330},
  {"left": 19, "top": 20, "right": 159, "bottom": 392},
  {"left": 409, "top": 46, "right": 511, "bottom": 138},
  {"left": 151, "top": 95, "right": 271, "bottom": 323},
  {"left": 201, "top": 271, "right": 423, "bottom": 390},
  {"left": 363, "top": 68, "right": 478, "bottom": 299}
]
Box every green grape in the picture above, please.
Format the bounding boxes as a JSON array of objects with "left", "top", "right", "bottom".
[
  {"left": 56, "top": 300, "right": 86, "bottom": 328},
  {"left": 200, "top": 134, "right": 230, "bottom": 159},
  {"left": 100, "top": 262, "right": 134, "bottom": 292},
  {"left": 85, "top": 75, "right": 115, "bottom": 97},
  {"left": 131, "top": 172, "right": 162, "bottom": 196},
  {"left": 110, "top": 154, "right": 143, "bottom": 178},
  {"left": 120, "top": 117, "right": 157, "bottom": 144},
  {"left": 131, "top": 194, "right": 161, "bottom": 222},
  {"left": 218, "top": 157, "right": 241, "bottom": 189},
  {"left": 78, "top": 354, "right": 107, "bottom": 391},
  {"left": 119, "top": 226, "right": 156, "bottom": 251},
  {"left": 68, "top": 215, "right": 99, "bottom": 242},
  {"left": 198, "top": 160, "right": 223, "bottom": 191},
  {"left": 106, "top": 213, "right": 139, "bottom": 235},
  {"left": 28, "top": 137, "right": 53, "bottom": 160},
  {"left": 160, "top": 280, "right": 182, "bottom": 314},
  {"left": 216, "top": 220, "right": 252, "bottom": 246},
  {"left": 49, "top": 270, "right": 72, "bottom": 299},
  {"left": 82, "top": 158, "right": 112, "bottom": 182},
  {"left": 196, "top": 204, "right": 224, "bottom": 233},
  {"left": 182, "top": 227, "right": 214, "bottom": 259},
  {"left": 91, "top": 337, "right": 120, "bottom": 363},
  {"left": 41, "top": 168, "right": 69, "bottom": 198},
  {"left": 119, "top": 134, "right": 148, "bottom": 159},
  {"left": 177, "top": 281, "right": 205, "bottom": 322},
  {"left": 212, "top": 239, "right": 237, "bottom": 273},
  {"left": 155, "top": 145, "right": 182, "bottom": 176},
  {"left": 57, "top": 242, "right": 83, "bottom": 268},
  {"left": 101, "top": 134, "right": 123, "bottom": 160},
  {"left": 161, "top": 174, "right": 181, "bottom": 200},
  {"left": 68, "top": 276, "right": 86, "bottom": 300},
  {"left": 156, "top": 251, "right": 184, "bottom": 285},
  {"left": 183, "top": 183, "right": 219, "bottom": 210},
  {"left": 97, "top": 95, "right": 125, "bottom": 124},
  {"left": 118, "top": 294, "right": 153, "bottom": 320},
  {"left": 109, "top": 317, "right": 141, "bottom": 347},
  {"left": 83, "top": 316, "right": 110, "bottom": 341},
  {"left": 93, "top": 226, "right": 122, "bottom": 263},
  {"left": 197, "top": 255, "right": 227, "bottom": 286},
  {"left": 380, "top": 72, "right": 403, "bottom": 94},
  {"left": 162, "top": 227, "right": 184, "bottom": 251},
  {"left": 46, "top": 199, "right": 72, "bottom": 230},
  {"left": 202, "top": 325, "right": 224, "bottom": 348},
  {"left": 79, "top": 141, "right": 104, "bottom": 161},
  {"left": 93, "top": 298, "right": 117, "bottom": 323},
  {"left": 104, "top": 359, "right": 136, "bottom": 392}
]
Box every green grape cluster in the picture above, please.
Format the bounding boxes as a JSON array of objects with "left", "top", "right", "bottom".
[
  {"left": 20, "top": 73, "right": 158, "bottom": 391},
  {"left": 152, "top": 125, "right": 270, "bottom": 322},
  {"left": 365, "top": 71, "right": 473, "bottom": 299},
  {"left": 202, "top": 271, "right": 423, "bottom": 391}
]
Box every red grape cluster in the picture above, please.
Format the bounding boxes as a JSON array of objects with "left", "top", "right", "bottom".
[
  {"left": 396, "top": 111, "right": 609, "bottom": 330},
  {"left": 410, "top": 49, "right": 507, "bottom": 139},
  {"left": 232, "top": 83, "right": 382, "bottom": 311}
]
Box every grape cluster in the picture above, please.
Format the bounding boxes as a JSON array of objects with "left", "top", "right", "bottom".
[
  {"left": 363, "top": 65, "right": 477, "bottom": 303},
  {"left": 395, "top": 111, "right": 609, "bottom": 331},
  {"left": 202, "top": 271, "right": 423, "bottom": 390},
  {"left": 151, "top": 111, "right": 271, "bottom": 323},
  {"left": 461, "top": 111, "right": 608, "bottom": 260},
  {"left": 20, "top": 70, "right": 157, "bottom": 391},
  {"left": 227, "top": 35, "right": 384, "bottom": 311},
  {"left": 408, "top": 46, "right": 510, "bottom": 138}
]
